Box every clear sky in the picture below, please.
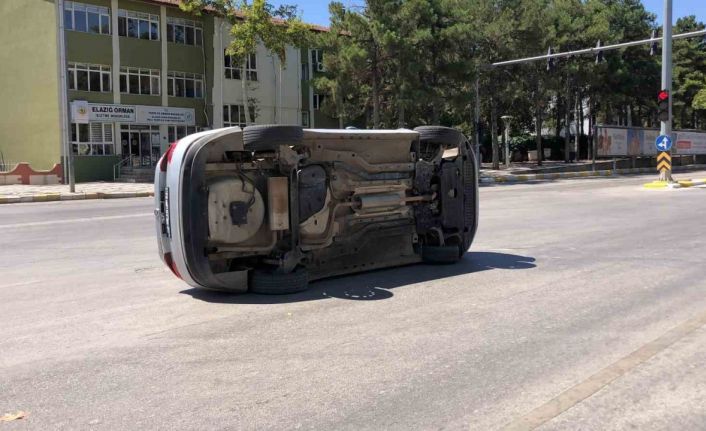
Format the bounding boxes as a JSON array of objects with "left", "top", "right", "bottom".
[{"left": 270, "top": 0, "right": 706, "bottom": 27}]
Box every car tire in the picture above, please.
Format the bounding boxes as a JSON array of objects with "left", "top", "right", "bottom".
[
  {"left": 414, "top": 126, "right": 465, "bottom": 147},
  {"left": 243, "top": 125, "right": 304, "bottom": 151},
  {"left": 249, "top": 267, "right": 309, "bottom": 295},
  {"left": 421, "top": 245, "right": 462, "bottom": 264}
]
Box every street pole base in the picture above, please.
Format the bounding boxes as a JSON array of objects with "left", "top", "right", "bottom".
[{"left": 658, "top": 171, "right": 673, "bottom": 183}]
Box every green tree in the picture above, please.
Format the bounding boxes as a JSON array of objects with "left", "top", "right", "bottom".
[
  {"left": 672, "top": 16, "right": 706, "bottom": 129},
  {"left": 180, "top": 0, "right": 312, "bottom": 124}
]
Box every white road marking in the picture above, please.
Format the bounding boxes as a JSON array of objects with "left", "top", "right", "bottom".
[{"left": 0, "top": 213, "right": 152, "bottom": 229}]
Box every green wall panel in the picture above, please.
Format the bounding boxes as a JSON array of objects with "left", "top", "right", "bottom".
[
  {"left": 167, "top": 44, "right": 204, "bottom": 74},
  {"left": 73, "top": 155, "right": 121, "bottom": 182},
  {"left": 66, "top": 32, "right": 112, "bottom": 65},
  {"left": 120, "top": 94, "right": 161, "bottom": 106},
  {"left": 0, "top": 0, "right": 61, "bottom": 171},
  {"left": 118, "top": 0, "right": 159, "bottom": 14},
  {"left": 120, "top": 38, "right": 161, "bottom": 69},
  {"left": 69, "top": 90, "right": 113, "bottom": 104}
]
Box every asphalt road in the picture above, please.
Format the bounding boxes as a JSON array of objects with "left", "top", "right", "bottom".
[{"left": 1, "top": 173, "right": 705, "bottom": 430}]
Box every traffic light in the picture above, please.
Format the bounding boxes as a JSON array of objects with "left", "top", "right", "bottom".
[
  {"left": 658, "top": 90, "right": 669, "bottom": 122},
  {"left": 650, "top": 29, "right": 658, "bottom": 56},
  {"left": 546, "top": 47, "right": 555, "bottom": 72},
  {"left": 595, "top": 40, "right": 604, "bottom": 64}
]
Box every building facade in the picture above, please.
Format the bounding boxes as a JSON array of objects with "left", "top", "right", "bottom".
[{"left": 0, "top": 0, "right": 336, "bottom": 183}]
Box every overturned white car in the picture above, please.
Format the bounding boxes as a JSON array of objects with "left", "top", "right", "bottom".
[{"left": 155, "top": 125, "right": 478, "bottom": 294}]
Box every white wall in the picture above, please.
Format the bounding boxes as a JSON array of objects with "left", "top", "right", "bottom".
[{"left": 213, "top": 17, "right": 302, "bottom": 126}]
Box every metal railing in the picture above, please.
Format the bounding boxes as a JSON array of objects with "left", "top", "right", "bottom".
[
  {"left": 112, "top": 156, "right": 132, "bottom": 181},
  {"left": 0, "top": 160, "right": 20, "bottom": 173}
]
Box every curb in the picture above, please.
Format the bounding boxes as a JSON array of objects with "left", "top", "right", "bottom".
[
  {"left": 480, "top": 165, "right": 706, "bottom": 185},
  {"left": 0, "top": 191, "right": 153, "bottom": 205},
  {"left": 677, "top": 179, "right": 706, "bottom": 188}
]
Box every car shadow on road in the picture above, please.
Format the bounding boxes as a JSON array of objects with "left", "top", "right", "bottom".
[{"left": 181, "top": 251, "right": 536, "bottom": 305}]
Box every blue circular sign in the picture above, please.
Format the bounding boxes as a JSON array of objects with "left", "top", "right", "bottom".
[{"left": 655, "top": 135, "right": 672, "bottom": 152}]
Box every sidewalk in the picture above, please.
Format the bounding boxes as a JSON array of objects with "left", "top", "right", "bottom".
[
  {"left": 0, "top": 182, "right": 153, "bottom": 204},
  {"left": 480, "top": 161, "right": 706, "bottom": 184}
]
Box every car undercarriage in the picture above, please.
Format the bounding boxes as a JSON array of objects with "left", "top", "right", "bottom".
[{"left": 160, "top": 125, "right": 478, "bottom": 294}]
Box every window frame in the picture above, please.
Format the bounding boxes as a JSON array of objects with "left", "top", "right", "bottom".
[
  {"left": 64, "top": 1, "right": 111, "bottom": 35},
  {"left": 313, "top": 94, "right": 325, "bottom": 110},
  {"left": 71, "top": 122, "right": 114, "bottom": 156},
  {"left": 166, "top": 17, "right": 203, "bottom": 46},
  {"left": 117, "top": 9, "right": 160, "bottom": 41},
  {"left": 68, "top": 63, "right": 112, "bottom": 93},
  {"left": 223, "top": 104, "right": 248, "bottom": 127},
  {"left": 312, "top": 49, "right": 325, "bottom": 72},
  {"left": 167, "top": 125, "right": 202, "bottom": 143},
  {"left": 167, "top": 71, "right": 204, "bottom": 99},
  {"left": 224, "top": 51, "right": 258, "bottom": 81},
  {"left": 119, "top": 67, "right": 161, "bottom": 96}
]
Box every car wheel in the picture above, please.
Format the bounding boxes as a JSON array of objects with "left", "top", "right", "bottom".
[
  {"left": 243, "top": 125, "right": 304, "bottom": 151},
  {"left": 414, "top": 126, "right": 465, "bottom": 147},
  {"left": 249, "top": 267, "right": 309, "bottom": 295}
]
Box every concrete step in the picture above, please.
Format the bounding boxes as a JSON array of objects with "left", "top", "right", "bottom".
[{"left": 117, "top": 167, "right": 154, "bottom": 183}]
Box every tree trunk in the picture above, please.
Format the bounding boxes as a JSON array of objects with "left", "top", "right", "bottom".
[
  {"left": 372, "top": 65, "right": 380, "bottom": 128},
  {"left": 535, "top": 105, "right": 543, "bottom": 166},
  {"left": 336, "top": 83, "right": 344, "bottom": 129},
  {"left": 555, "top": 94, "right": 562, "bottom": 138},
  {"left": 491, "top": 98, "right": 499, "bottom": 170},
  {"left": 398, "top": 103, "right": 405, "bottom": 129},
  {"left": 431, "top": 102, "right": 440, "bottom": 125},
  {"left": 278, "top": 62, "right": 283, "bottom": 124},
  {"left": 242, "top": 63, "right": 253, "bottom": 125},
  {"left": 576, "top": 92, "right": 582, "bottom": 160},
  {"left": 588, "top": 97, "right": 594, "bottom": 160},
  {"left": 397, "top": 61, "right": 405, "bottom": 128},
  {"left": 564, "top": 78, "right": 571, "bottom": 163}
]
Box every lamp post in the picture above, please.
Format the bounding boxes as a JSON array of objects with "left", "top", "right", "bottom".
[{"left": 500, "top": 115, "right": 513, "bottom": 169}]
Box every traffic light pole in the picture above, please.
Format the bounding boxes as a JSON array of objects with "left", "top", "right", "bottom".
[
  {"left": 660, "top": 0, "right": 673, "bottom": 182},
  {"left": 490, "top": 28, "right": 706, "bottom": 68}
]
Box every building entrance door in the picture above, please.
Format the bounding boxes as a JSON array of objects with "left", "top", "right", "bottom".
[{"left": 120, "top": 125, "right": 161, "bottom": 167}]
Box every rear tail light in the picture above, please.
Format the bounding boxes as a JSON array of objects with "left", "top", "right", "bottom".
[
  {"left": 163, "top": 252, "right": 182, "bottom": 279},
  {"left": 159, "top": 142, "right": 178, "bottom": 172}
]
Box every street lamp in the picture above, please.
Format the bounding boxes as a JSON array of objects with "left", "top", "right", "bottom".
[{"left": 500, "top": 115, "right": 513, "bottom": 169}]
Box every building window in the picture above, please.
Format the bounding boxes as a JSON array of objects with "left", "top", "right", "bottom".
[
  {"left": 301, "top": 63, "right": 309, "bottom": 81},
  {"left": 68, "top": 63, "right": 111, "bottom": 92},
  {"left": 166, "top": 17, "right": 203, "bottom": 46},
  {"left": 302, "top": 111, "right": 310, "bottom": 127},
  {"left": 71, "top": 122, "right": 114, "bottom": 155},
  {"left": 167, "top": 126, "right": 202, "bottom": 143},
  {"left": 223, "top": 104, "right": 249, "bottom": 127},
  {"left": 167, "top": 72, "right": 204, "bottom": 98},
  {"left": 311, "top": 49, "right": 325, "bottom": 72},
  {"left": 118, "top": 9, "right": 159, "bottom": 40},
  {"left": 119, "top": 67, "right": 160, "bottom": 95},
  {"left": 64, "top": 1, "right": 110, "bottom": 35},
  {"left": 313, "top": 94, "right": 325, "bottom": 110},
  {"left": 224, "top": 52, "right": 258, "bottom": 81}
]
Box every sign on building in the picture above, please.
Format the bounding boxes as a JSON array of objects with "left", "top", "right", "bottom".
[{"left": 70, "top": 102, "right": 195, "bottom": 126}]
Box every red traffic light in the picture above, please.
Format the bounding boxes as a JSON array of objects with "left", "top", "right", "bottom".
[{"left": 658, "top": 90, "right": 669, "bottom": 101}]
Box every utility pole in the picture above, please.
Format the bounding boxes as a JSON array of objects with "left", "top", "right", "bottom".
[
  {"left": 659, "top": 0, "right": 673, "bottom": 182},
  {"left": 474, "top": 76, "right": 481, "bottom": 169},
  {"left": 57, "top": 0, "right": 75, "bottom": 192}
]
